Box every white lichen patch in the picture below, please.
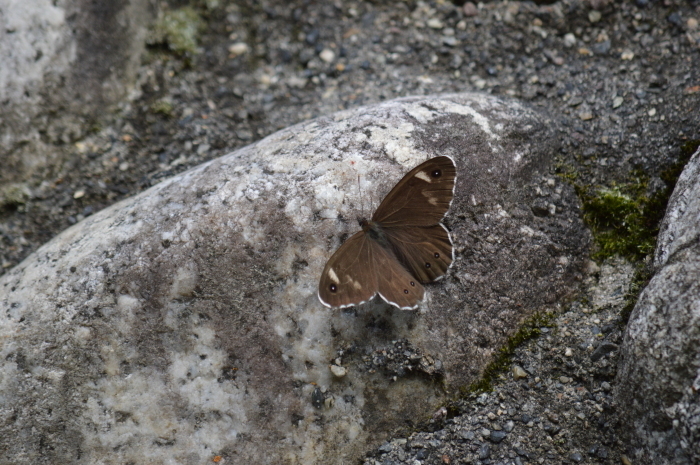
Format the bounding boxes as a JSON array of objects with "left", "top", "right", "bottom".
[{"left": 169, "top": 263, "right": 198, "bottom": 299}]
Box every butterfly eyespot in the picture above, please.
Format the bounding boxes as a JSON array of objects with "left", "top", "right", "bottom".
[
  {"left": 431, "top": 168, "right": 442, "bottom": 178},
  {"left": 403, "top": 289, "right": 409, "bottom": 294},
  {"left": 425, "top": 262, "right": 431, "bottom": 268},
  {"left": 434, "top": 252, "right": 440, "bottom": 258},
  {"left": 410, "top": 281, "right": 415, "bottom": 287},
  {"left": 329, "top": 284, "right": 338, "bottom": 293}
]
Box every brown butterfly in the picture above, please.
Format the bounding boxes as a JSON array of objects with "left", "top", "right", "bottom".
[{"left": 318, "top": 156, "right": 457, "bottom": 310}]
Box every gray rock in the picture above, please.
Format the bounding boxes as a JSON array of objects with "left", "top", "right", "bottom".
[
  {"left": 615, "top": 146, "right": 700, "bottom": 464},
  {"left": 0, "top": 0, "right": 154, "bottom": 185},
  {"left": 0, "top": 93, "right": 589, "bottom": 464}
]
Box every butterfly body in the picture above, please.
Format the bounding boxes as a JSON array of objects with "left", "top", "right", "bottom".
[
  {"left": 318, "top": 156, "right": 456, "bottom": 310},
  {"left": 359, "top": 219, "right": 389, "bottom": 247}
]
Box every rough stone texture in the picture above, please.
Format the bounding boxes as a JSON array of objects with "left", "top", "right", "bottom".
[
  {"left": 0, "top": 0, "right": 155, "bottom": 184},
  {"left": 0, "top": 94, "right": 589, "bottom": 464},
  {"left": 615, "top": 147, "right": 700, "bottom": 465}
]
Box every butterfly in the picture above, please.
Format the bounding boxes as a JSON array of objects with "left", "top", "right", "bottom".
[{"left": 318, "top": 156, "right": 457, "bottom": 310}]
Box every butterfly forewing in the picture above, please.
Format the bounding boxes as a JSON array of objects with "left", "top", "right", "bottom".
[
  {"left": 318, "top": 232, "right": 378, "bottom": 308},
  {"left": 372, "top": 156, "right": 456, "bottom": 227},
  {"left": 383, "top": 224, "right": 453, "bottom": 283}
]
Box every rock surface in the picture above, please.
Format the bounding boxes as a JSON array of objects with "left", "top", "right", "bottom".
[
  {"left": 0, "top": 0, "right": 154, "bottom": 185},
  {"left": 0, "top": 93, "right": 589, "bottom": 464},
  {"left": 615, "top": 147, "right": 700, "bottom": 465}
]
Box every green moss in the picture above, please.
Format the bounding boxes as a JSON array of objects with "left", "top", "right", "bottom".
[
  {"left": 576, "top": 140, "right": 699, "bottom": 262},
  {"left": 579, "top": 183, "right": 655, "bottom": 261},
  {"left": 151, "top": 99, "right": 174, "bottom": 117},
  {"left": 150, "top": 6, "right": 205, "bottom": 55},
  {"left": 463, "top": 311, "right": 556, "bottom": 395},
  {"left": 553, "top": 160, "right": 578, "bottom": 183},
  {"left": 0, "top": 183, "right": 30, "bottom": 210}
]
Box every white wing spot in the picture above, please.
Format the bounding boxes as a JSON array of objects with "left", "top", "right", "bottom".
[
  {"left": 414, "top": 171, "right": 432, "bottom": 182},
  {"left": 349, "top": 278, "right": 363, "bottom": 290},
  {"left": 422, "top": 192, "right": 439, "bottom": 205},
  {"left": 328, "top": 268, "right": 340, "bottom": 284}
]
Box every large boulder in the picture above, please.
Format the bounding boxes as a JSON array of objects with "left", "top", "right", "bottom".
[
  {"left": 0, "top": 0, "right": 154, "bottom": 184},
  {"left": 615, "top": 146, "right": 700, "bottom": 464},
  {"left": 0, "top": 93, "right": 589, "bottom": 464}
]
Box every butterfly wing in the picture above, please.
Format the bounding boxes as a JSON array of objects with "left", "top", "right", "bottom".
[
  {"left": 374, "top": 248, "right": 425, "bottom": 309},
  {"left": 383, "top": 224, "right": 453, "bottom": 283},
  {"left": 318, "top": 231, "right": 424, "bottom": 309},
  {"left": 372, "top": 156, "right": 456, "bottom": 227},
  {"left": 318, "top": 231, "right": 378, "bottom": 308}
]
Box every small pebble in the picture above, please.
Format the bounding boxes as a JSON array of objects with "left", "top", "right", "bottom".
[
  {"left": 667, "top": 12, "right": 683, "bottom": 28},
  {"left": 305, "top": 29, "right": 319, "bottom": 45},
  {"left": 228, "top": 42, "right": 249, "bottom": 56},
  {"left": 579, "top": 112, "right": 594, "bottom": 121},
  {"left": 584, "top": 261, "right": 600, "bottom": 275},
  {"left": 621, "top": 50, "right": 634, "bottom": 60},
  {"left": 287, "top": 76, "right": 308, "bottom": 89},
  {"left": 319, "top": 49, "right": 335, "bottom": 63},
  {"left": 588, "top": 10, "right": 602, "bottom": 23},
  {"left": 613, "top": 96, "right": 624, "bottom": 108},
  {"left": 73, "top": 190, "right": 85, "bottom": 199},
  {"left": 442, "top": 36, "right": 457, "bottom": 47},
  {"left": 513, "top": 365, "right": 528, "bottom": 379},
  {"left": 236, "top": 129, "right": 253, "bottom": 140},
  {"left": 688, "top": 18, "right": 699, "bottom": 30},
  {"left": 330, "top": 364, "right": 347, "bottom": 377},
  {"left": 478, "top": 444, "right": 491, "bottom": 459},
  {"left": 311, "top": 387, "right": 324, "bottom": 409},
  {"left": 591, "top": 342, "right": 619, "bottom": 362},
  {"left": 427, "top": 18, "right": 443, "bottom": 29},
  {"left": 565, "top": 348, "right": 573, "bottom": 357},
  {"left": 463, "top": 2, "right": 478, "bottom": 17},
  {"left": 197, "top": 144, "right": 210, "bottom": 155},
  {"left": 563, "top": 33, "right": 576, "bottom": 47}
]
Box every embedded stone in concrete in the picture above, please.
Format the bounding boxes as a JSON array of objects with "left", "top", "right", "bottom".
[{"left": 0, "top": 93, "right": 589, "bottom": 464}]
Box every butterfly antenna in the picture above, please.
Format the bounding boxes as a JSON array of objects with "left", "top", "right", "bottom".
[{"left": 357, "top": 173, "right": 366, "bottom": 219}]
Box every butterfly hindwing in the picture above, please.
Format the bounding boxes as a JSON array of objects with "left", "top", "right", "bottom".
[
  {"left": 383, "top": 224, "right": 453, "bottom": 283},
  {"left": 372, "top": 156, "right": 456, "bottom": 227},
  {"left": 373, "top": 243, "right": 425, "bottom": 309}
]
